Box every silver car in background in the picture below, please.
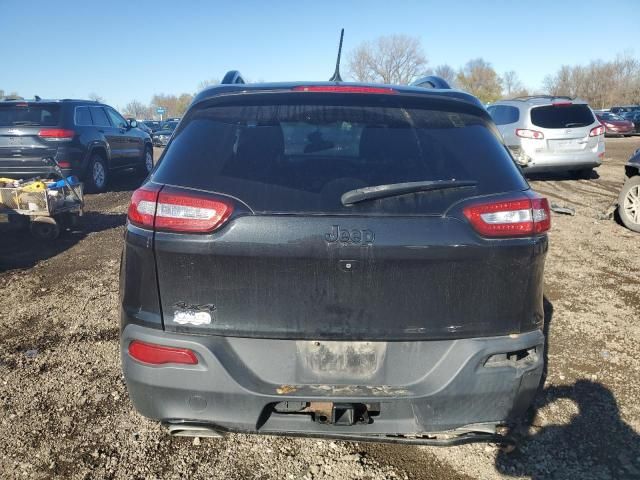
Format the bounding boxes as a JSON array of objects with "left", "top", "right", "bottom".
[{"left": 487, "top": 96, "right": 605, "bottom": 178}]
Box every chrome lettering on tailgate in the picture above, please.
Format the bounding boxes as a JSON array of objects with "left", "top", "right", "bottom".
[{"left": 325, "top": 225, "right": 375, "bottom": 245}]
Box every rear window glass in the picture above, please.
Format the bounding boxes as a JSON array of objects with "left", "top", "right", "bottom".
[
  {"left": 153, "top": 102, "right": 527, "bottom": 214},
  {"left": 90, "top": 107, "right": 110, "bottom": 127},
  {"left": 530, "top": 104, "right": 594, "bottom": 129},
  {"left": 160, "top": 121, "right": 178, "bottom": 131},
  {"left": 75, "top": 106, "right": 93, "bottom": 126},
  {"left": 0, "top": 104, "right": 61, "bottom": 127},
  {"left": 487, "top": 105, "right": 520, "bottom": 125}
]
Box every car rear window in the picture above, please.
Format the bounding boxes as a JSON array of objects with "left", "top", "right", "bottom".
[
  {"left": 0, "top": 104, "right": 61, "bottom": 127},
  {"left": 153, "top": 100, "right": 527, "bottom": 214},
  {"left": 75, "top": 106, "right": 93, "bottom": 126},
  {"left": 90, "top": 107, "right": 110, "bottom": 127},
  {"left": 530, "top": 104, "right": 594, "bottom": 129},
  {"left": 488, "top": 105, "right": 520, "bottom": 125}
]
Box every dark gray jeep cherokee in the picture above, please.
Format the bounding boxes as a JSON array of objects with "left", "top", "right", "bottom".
[{"left": 120, "top": 77, "right": 550, "bottom": 444}]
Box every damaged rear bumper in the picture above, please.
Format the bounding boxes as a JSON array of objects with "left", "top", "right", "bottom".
[{"left": 121, "top": 325, "right": 544, "bottom": 439}]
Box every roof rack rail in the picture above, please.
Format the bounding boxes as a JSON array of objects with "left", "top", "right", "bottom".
[
  {"left": 511, "top": 95, "right": 574, "bottom": 101},
  {"left": 410, "top": 76, "right": 451, "bottom": 89},
  {"left": 221, "top": 70, "right": 246, "bottom": 85}
]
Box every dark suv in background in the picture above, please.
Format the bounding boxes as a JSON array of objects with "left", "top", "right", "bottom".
[
  {"left": 0, "top": 99, "right": 153, "bottom": 192},
  {"left": 121, "top": 76, "right": 550, "bottom": 444}
]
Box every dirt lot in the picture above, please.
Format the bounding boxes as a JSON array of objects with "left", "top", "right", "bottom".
[{"left": 1, "top": 141, "right": 639, "bottom": 480}]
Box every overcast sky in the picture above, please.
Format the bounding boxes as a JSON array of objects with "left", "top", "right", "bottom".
[{"left": 1, "top": 0, "right": 638, "bottom": 109}]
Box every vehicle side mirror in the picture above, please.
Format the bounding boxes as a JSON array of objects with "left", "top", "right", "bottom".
[{"left": 128, "top": 119, "right": 138, "bottom": 128}]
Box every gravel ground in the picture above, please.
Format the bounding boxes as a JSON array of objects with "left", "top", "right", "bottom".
[{"left": 1, "top": 141, "right": 639, "bottom": 479}]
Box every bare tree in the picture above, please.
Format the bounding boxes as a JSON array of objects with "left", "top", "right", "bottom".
[
  {"left": 543, "top": 54, "right": 640, "bottom": 108},
  {"left": 425, "top": 64, "right": 457, "bottom": 87},
  {"left": 151, "top": 93, "right": 194, "bottom": 118},
  {"left": 347, "top": 34, "right": 428, "bottom": 85},
  {"left": 456, "top": 58, "right": 503, "bottom": 104},
  {"left": 501, "top": 70, "right": 528, "bottom": 98},
  {"left": 2, "top": 91, "right": 22, "bottom": 100},
  {"left": 197, "top": 78, "right": 220, "bottom": 92},
  {"left": 88, "top": 92, "right": 104, "bottom": 102},
  {"left": 124, "top": 100, "right": 151, "bottom": 119}
]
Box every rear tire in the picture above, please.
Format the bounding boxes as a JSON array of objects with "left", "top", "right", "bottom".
[
  {"left": 139, "top": 146, "right": 154, "bottom": 176},
  {"left": 618, "top": 176, "right": 640, "bottom": 233},
  {"left": 86, "top": 153, "right": 109, "bottom": 193},
  {"left": 30, "top": 220, "right": 60, "bottom": 240}
]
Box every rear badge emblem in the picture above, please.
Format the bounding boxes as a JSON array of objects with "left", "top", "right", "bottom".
[
  {"left": 173, "top": 302, "right": 215, "bottom": 326},
  {"left": 173, "top": 311, "right": 212, "bottom": 326},
  {"left": 325, "top": 225, "right": 374, "bottom": 245}
]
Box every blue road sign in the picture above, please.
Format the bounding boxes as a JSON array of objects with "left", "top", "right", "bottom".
[{"left": 156, "top": 107, "right": 166, "bottom": 114}]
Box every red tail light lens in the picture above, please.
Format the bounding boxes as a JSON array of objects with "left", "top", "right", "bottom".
[
  {"left": 128, "top": 184, "right": 161, "bottom": 229},
  {"left": 589, "top": 125, "right": 605, "bottom": 137},
  {"left": 38, "top": 128, "right": 75, "bottom": 141},
  {"left": 292, "top": 85, "right": 396, "bottom": 94},
  {"left": 127, "top": 185, "right": 233, "bottom": 233},
  {"left": 154, "top": 188, "right": 233, "bottom": 233},
  {"left": 463, "top": 197, "right": 550, "bottom": 238},
  {"left": 57, "top": 161, "right": 71, "bottom": 168},
  {"left": 128, "top": 340, "right": 198, "bottom": 365},
  {"left": 516, "top": 129, "right": 544, "bottom": 139},
  {"left": 551, "top": 101, "right": 572, "bottom": 106}
]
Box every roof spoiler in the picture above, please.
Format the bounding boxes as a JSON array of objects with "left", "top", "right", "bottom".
[
  {"left": 511, "top": 95, "right": 575, "bottom": 101},
  {"left": 221, "top": 71, "right": 246, "bottom": 85},
  {"left": 410, "top": 76, "right": 451, "bottom": 89}
]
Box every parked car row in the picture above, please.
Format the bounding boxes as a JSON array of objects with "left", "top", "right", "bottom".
[
  {"left": 595, "top": 111, "right": 636, "bottom": 137},
  {"left": 621, "top": 110, "right": 640, "bottom": 134},
  {"left": 609, "top": 105, "right": 640, "bottom": 116},
  {"left": 151, "top": 120, "right": 179, "bottom": 147}
]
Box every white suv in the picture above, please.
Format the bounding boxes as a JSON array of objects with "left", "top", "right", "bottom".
[{"left": 487, "top": 96, "right": 605, "bottom": 178}]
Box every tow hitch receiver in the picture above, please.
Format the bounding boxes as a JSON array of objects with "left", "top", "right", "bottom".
[
  {"left": 332, "top": 403, "right": 356, "bottom": 425},
  {"left": 273, "top": 401, "right": 379, "bottom": 425},
  {"left": 308, "top": 402, "right": 374, "bottom": 425}
]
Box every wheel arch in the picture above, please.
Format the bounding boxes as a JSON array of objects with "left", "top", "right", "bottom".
[
  {"left": 624, "top": 164, "right": 640, "bottom": 179},
  {"left": 86, "top": 143, "right": 111, "bottom": 169}
]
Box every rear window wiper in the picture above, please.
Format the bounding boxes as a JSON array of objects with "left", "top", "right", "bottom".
[
  {"left": 341, "top": 180, "right": 478, "bottom": 206},
  {"left": 11, "top": 121, "right": 41, "bottom": 126}
]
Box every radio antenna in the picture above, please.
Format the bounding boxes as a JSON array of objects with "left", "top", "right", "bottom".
[{"left": 329, "top": 29, "right": 344, "bottom": 82}]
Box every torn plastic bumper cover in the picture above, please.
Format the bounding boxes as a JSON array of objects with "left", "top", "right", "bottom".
[{"left": 122, "top": 324, "right": 544, "bottom": 442}]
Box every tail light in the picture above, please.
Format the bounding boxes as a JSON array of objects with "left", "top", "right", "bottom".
[
  {"left": 292, "top": 85, "right": 396, "bottom": 94},
  {"left": 128, "top": 184, "right": 160, "bottom": 229},
  {"left": 38, "top": 128, "right": 75, "bottom": 141},
  {"left": 128, "top": 340, "right": 198, "bottom": 365},
  {"left": 516, "top": 129, "right": 544, "bottom": 139},
  {"left": 589, "top": 125, "right": 605, "bottom": 137},
  {"left": 127, "top": 185, "right": 233, "bottom": 233},
  {"left": 57, "top": 161, "right": 71, "bottom": 168},
  {"left": 463, "top": 196, "right": 551, "bottom": 238}
]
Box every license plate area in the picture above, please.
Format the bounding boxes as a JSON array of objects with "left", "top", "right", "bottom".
[
  {"left": 550, "top": 138, "right": 585, "bottom": 151},
  {"left": 296, "top": 341, "right": 386, "bottom": 379}
]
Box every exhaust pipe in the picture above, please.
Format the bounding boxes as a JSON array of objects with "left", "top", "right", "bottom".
[{"left": 166, "top": 423, "right": 225, "bottom": 438}]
